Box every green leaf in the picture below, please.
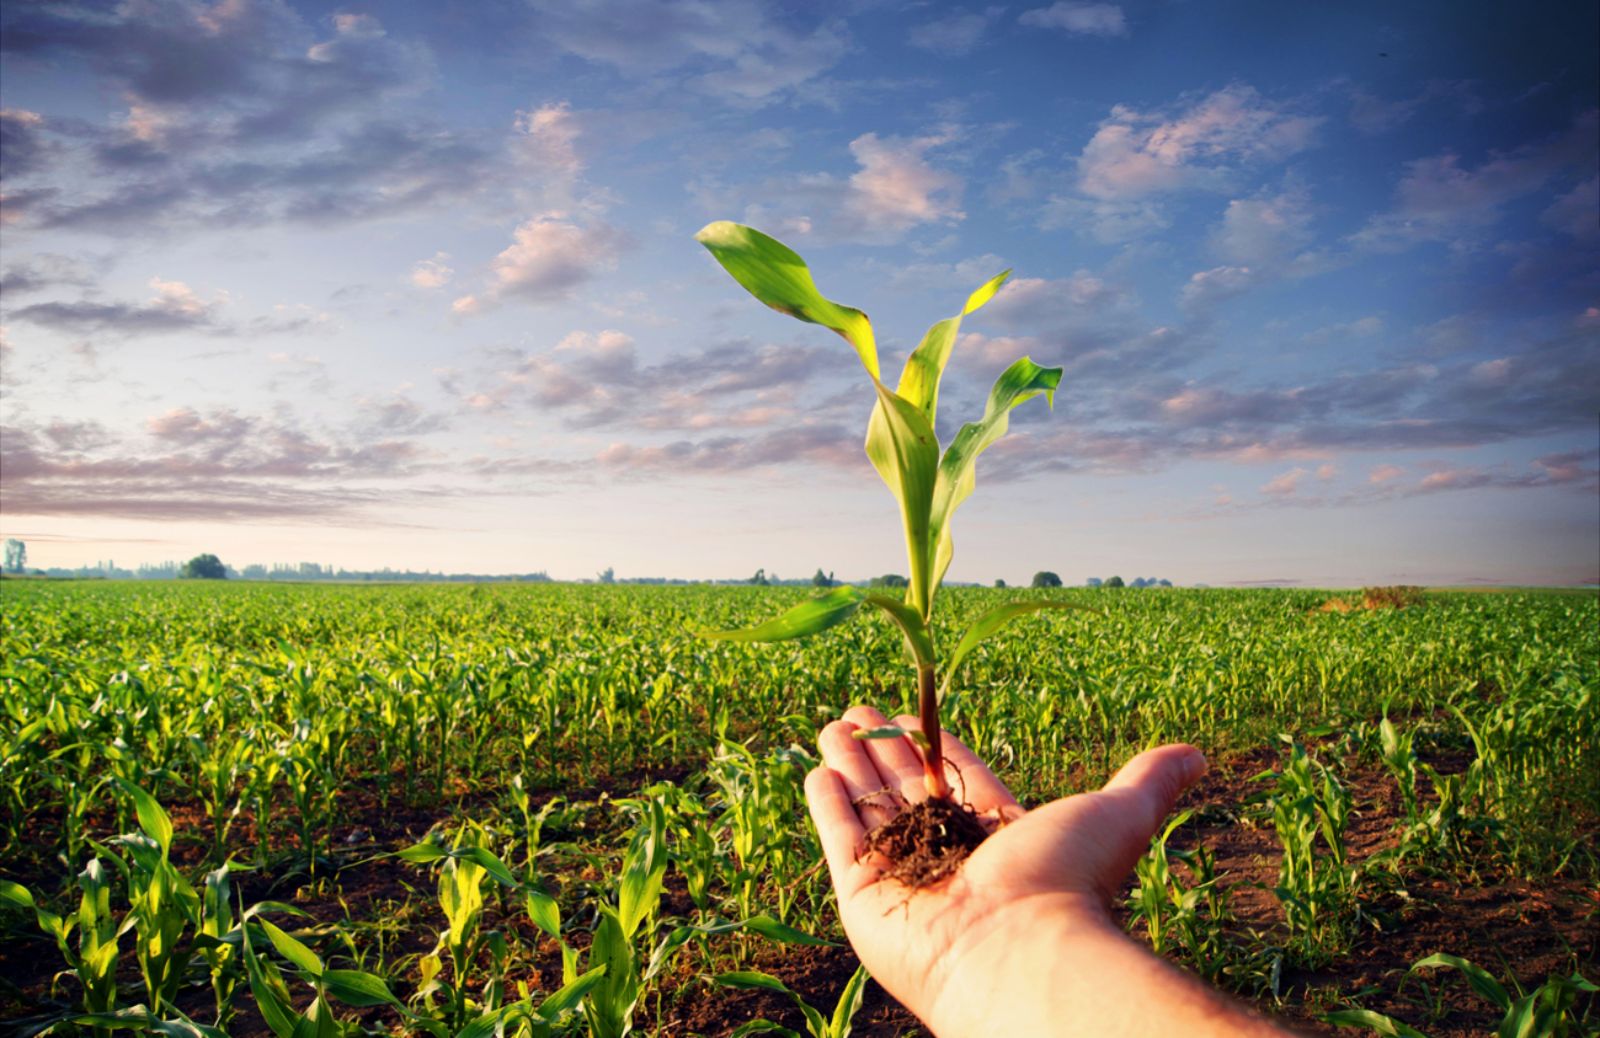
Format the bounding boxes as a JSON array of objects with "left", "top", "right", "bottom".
[
  {"left": 457, "top": 845, "right": 519, "bottom": 889},
  {"left": 849, "top": 725, "right": 928, "bottom": 750},
  {"left": 928, "top": 357, "right": 1062, "bottom": 592},
  {"left": 117, "top": 779, "right": 174, "bottom": 858},
  {"left": 260, "top": 918, "right": 324, "bottom": 978},
  {"left": 1410, "top": 953, "right": 1510, "bottom": 1011},
  {"left": 717, "top": 971, "right": 825, "bottom": 1037},
  {"left": 70, "top": 1005, "right": 227, "bottom": 1038},
  {"left": 322, "top": 968, "right": 401, "bottom": 1008},
  {"left": 941, "top": 599, "right": 1096, "bottom": 696},
  {"left": 729, "top": 1021, "right": 803, "bottom": 1038},
  {"left": 695, "top": 221, "right": 878, "bottom": 378},
  {"left": 395, "top": 840, "right": 449, "bottom": 864},
  {"left": 241, "top": 915, "right": 302, "bottom": 1038},
  {"left": 829, "top": 963, "right": 871, "bottom": 1038},
  {"left": 742, "top": 914, "right": 838, "bottom": 947},
  {"left": 860, "top": 593, "right": 934, "bottom": 666},
  {"left": 525, "top": 888, "right": 561, "bottom": 940},
  {"left": 538, "top": 965, "right": 607, "bottom": 1019},
  {"left": 894, "top": 269, "right": 1011, "bottom": 428},
  {"left": 1323, "top": 1008, "right": 1432, "bottom": 1038},
  {"left": 863, "top": 382, "right": 940, "bottom": 618},
  {"left": 701, "top": 585, "right": 866, "bottom": 643}
]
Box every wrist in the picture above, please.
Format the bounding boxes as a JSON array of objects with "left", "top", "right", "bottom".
[
  {"left": 919, "top": 893, "right": 1279, "bottom": 1038},
  {"left": 922, "top": 893, "right": 1116, "bottom": 1037}
]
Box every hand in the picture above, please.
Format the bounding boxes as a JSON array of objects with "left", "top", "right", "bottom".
[{"left": 804, "top": 704, "right": 1218, "bottom": 1035}]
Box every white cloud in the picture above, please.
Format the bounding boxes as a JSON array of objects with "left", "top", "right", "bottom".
[
  {"left": 1018, "top": 3, "right": 1127, "bottom": 37},
  {"left": 1351, "top": 109, "right": 1597, "bottom": 251},
  {"left": 1180, "top": 265, "right": 1258, "bottom": 310},
  {"left": 516, "top": 101, "right": 583, "bottom": 181},
  {"left": 1540, "top": 176, "right": 1598, "bottom": 240},
  {"left": 1369, "top": 464, "right": 1404, "bottom": 484},
  {"left": 1039, "top": 196, "right": 1170, "bottom": 243},
  {"left": 1261, "top": 466, "right": 1307, "bottom": 496},
  {"left": 908, "top": 10, "right": 999, "bottom": 55},
  {"left": 526, "top": 0, "right": 848, "bottom": 104},
  {"left": 844, "top": 132, "right": 965, "bottom": 234},
  {"left": 410, "top": 252, "right": 454, "bottom": 289},
  {"left": 1211, "top": 186, "right": 1314, "bottom": 265},
  {"left": 1077, "top": 85, "right": 1321, "bottom": 202},
  {"left": 456, "top": 213, "right": 626, "bottom": 310}
]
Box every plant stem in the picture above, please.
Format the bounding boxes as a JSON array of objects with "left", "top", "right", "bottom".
[{"left": 918, "top": 664, "right": 951, "bottom": 799}]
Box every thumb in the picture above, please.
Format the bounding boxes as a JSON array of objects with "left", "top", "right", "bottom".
[{"left": 1085, "top": 744, "right": 1208, "bottom": 890}]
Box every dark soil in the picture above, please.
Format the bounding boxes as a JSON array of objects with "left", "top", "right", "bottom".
[{"left": 861, "top": 796, "right": 990, "bottom": 889}]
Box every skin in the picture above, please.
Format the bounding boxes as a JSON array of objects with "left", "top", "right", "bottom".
[{"left": 804, "top": 705, "right": 1291, "bottom": 1037}]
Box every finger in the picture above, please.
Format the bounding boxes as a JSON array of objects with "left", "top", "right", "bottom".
[
  {"left": 1101, "top": 743, "right": 1207, "bottom": 832},
  {"left": 805, "top": 766, "right": 877, "bottom": 898},
  {"left": 1087, "top": 743, "right": 1208, "bottom": 885},
  {"left": 893, "top": 715, "right": 1020, "bottom": 816},
  {"left": 817, "top": 718, "right": 900, "bottom": 828},
  {"left": 844, "top": 705, "right": 927, "bottom": 805}
]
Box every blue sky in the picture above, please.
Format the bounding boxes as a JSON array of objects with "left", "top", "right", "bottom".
[{"left": 1, "top": 0, "right": 1595, "bottom": 586}]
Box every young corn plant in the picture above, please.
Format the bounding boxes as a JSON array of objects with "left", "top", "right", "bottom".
[
  {"left": 714, "top": 962, "right": 872, "bottom": 1038},
  {"left": 695, "top": 221, "right": 1073, "bottom": 803},
  {"left": 1326, "top": 954, "right": 1598, "bottom": 1038}
]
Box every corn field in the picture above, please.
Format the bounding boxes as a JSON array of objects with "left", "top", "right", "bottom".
[{"left": 2, "top": 581, "right": 1596, "bottom": 1036}]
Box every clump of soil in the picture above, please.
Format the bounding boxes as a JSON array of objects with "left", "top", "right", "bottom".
[{"left": 861, "top": 796, "right": 990, "bottom": 888}]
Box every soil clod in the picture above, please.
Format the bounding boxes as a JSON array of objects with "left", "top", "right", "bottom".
[{"left": 861, "top": 796, "right": 990, "bottom": 888}]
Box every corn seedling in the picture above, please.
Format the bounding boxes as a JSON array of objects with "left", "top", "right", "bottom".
[
  {"left": 1326, "top": 953, "right": 1598, "bottom": 1038},
  {"left": 239, "top": 903, "right": 416, "bottom": 1038},
  {"left": 400, "top": 827, "right": 522, "bottom": 1028},
  {"left": 714, "top": 961, "right": 871, "bottom": 1038},
  {"left": 694, "top": 221, "right": 1073, "bottom": 802},
  {"left": 1255, "top": 742, "right": 1358, "bottom": 962}
]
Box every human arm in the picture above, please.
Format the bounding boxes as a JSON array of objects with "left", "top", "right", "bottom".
[{"left": 804, "top": 705, "right": 1290, "bottom": 1037}]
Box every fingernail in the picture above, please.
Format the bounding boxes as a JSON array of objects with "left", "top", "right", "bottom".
[{"left": 1182, "top": 748, "right": 1208, "bottom": 783}]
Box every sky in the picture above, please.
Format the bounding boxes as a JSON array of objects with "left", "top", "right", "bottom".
[{"left": 0, "top": 0, "right": 1596, "bottom": 587}]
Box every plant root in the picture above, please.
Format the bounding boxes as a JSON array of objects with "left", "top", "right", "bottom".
[{"left": 859, "top": 796, "right": 989, "bottom": 889}]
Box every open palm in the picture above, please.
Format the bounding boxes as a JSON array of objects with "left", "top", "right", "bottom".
[{"left": 804, "top": 705, "right": 1209, "bottom": 1022}]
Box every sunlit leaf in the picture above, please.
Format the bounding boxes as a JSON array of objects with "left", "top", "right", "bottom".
[
  {"left": 941, "top": 599, "right": 1096, "bottom": 696},
  {"left": 929, "top": 357, "right": 1063, "bottom": 591},
  {"left": 863, "top": 384, "right": 940, "bottom": 618},
  {"left": 695, "top": 221, "right": 878, "bottom": 378},
  {"left": 700, "top": 586, "right": 867, "bottom": 643},
  {"left": 894, "top": 269, "right": 1011, "bottom": 427}
]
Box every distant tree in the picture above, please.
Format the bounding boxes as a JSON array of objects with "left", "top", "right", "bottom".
[
  {"left": 994, "top": 578, "right": 1007, "bottom": 589},
  {"left": 598, "top": 566, "right": 615, "bottom": 584},
  {"left": 180, "top": 553, "right": 227, "bottom": 580},
  {"left": 1086, "top": 577, "right": 1102, "bottom": 587},
  {"left": 1105, "top": 575, "right": 1125, "bottom": 588},
  {"left": 751, "top": 567, "right": 770, "bottom": 586},
  {"left": 1132, "top": 577, "right": 1150, "bottom": 589},
  {"left": 1158, "top": 579, "right": 1173, "bottom": 587},
  {"left": 870, "top": 574, "right": 908, "bottom": 588},
  {"left": 1031, "top": 571, "right": 1062, "bottom": 588},
  {"left": 812, "top": 568, "right": 833, "bottom": 588},
  {"left": 3, "top": 539, "right": 25, "bottom": 573}
]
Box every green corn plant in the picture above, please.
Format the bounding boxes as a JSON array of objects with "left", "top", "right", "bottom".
[
  {"left": 194, "top": 862, "right": 240, "bottom": 1029},
  {"left": 1377, "top": 713, "right": 1418, "bottom": 824},
  {"left": 1326, "top": 954, "right": 1597, "bottom": 1038},
  {"left": 400, "top": 827, "right": 522, "bottom": 1029},
  {"left": 577, "top": 796, "right": 670, "bottom": 1038},
  {"left": 239, "top": 903, "right": 418, "bottom": 1038},
  {"left": 109, "top": 779, "right": 203, "bottom": 1013},
  {"left": 713, "top": 962, "right": 871, "bottom": 1038},
  {"left": 2, "top": 859, "right": 124, "bottom": 1034},
  {"left": 1255, "top": 742, "right": 1357, "bottom": 961},
  {"left": 1126, "top": 809, "right": 1238, "bottom": 985},
  {"left": 695, "top": 221, "right": 1074, "bottom": 799}
]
